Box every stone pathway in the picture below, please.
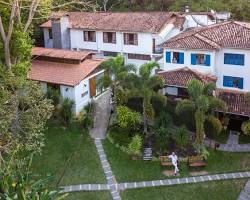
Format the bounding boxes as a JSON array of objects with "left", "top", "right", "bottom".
[
  {"left": 95, "top": 139, "right": 121, "bottom": 200},
  {"left": 90, "top": 89, "right": 111, "bottom": 139},
  {"left": 61, "top": 171, "right": 250, "bottom": 192},
  {"left": 238, "top": 179, "right": 250, "bottom": 200},
  {"left": 205, "top": 131, "right": 250, "bottom": 152}
]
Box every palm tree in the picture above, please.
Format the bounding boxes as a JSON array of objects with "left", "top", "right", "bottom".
[
  {"left": 100, "top": 55, "right": 136, "bottom": 106},
  {"left": 121, "top": 62, "right": 166, "bottom": 135},
  {"left": 176, "top": 79, "right": 227, "bottom": 144}
]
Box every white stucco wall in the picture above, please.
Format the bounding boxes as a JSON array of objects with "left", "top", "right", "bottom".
[
  {"left": 162, "top": 48, "right": 216, "bottom": 74},
  {"left": 162, "top": 47, "right": 250, "bottom": 92},
  {"left": 43, "top": 28, "right": 53, "bottom": 48},
  {"left": 215, "top": 48, "right": 250, "bottom": 92}
]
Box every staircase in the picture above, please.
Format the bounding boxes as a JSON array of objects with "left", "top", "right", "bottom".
[{"left": 143, "top": 148, "right": 153, "bottom": 161}]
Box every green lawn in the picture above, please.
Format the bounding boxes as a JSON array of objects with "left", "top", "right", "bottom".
[
  {"left": 239, "top": 133, "right": 250, "bottom": 144},
  {"left": 32, "top": 124, "right": 106, "bottom": 187},
  {"left": 103, "top": 139, "right": 250, "bottom": 182},
  {"left": 65, "top": 191, "right": 112, "bottom": 200},
  {"left": 121, "top": 179, "right": 247, "bottom": 200}
]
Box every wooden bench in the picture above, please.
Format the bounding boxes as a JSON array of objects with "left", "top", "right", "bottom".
[
  {"left": 187, "top": 155, "right": 206, "bottom": 167},
  {"left": 160, "top": 156, "right": 173, "bottom": 166}
]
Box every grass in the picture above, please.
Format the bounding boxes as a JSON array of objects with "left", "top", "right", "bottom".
[
  {"left": 121, "top": 179, "right": 247, "bottom": 200},
  {"left": 65, "top": 191, "right": 112, "bottom": 200},
  {"left": 32, "top": 124, "right": 106, "bottom": 187},
  {"left": 103, "top": 139, "right": 250, "bottom": 182},
  {"left": 239, "top": 133, "right": 250, "bottom": 144}
]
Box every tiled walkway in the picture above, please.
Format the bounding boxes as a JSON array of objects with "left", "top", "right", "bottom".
[
  {"left": 61, "top": 171, "right": 250, "bottom": 192},
  {"left": 95, "top": 139, "right": 121, "bottom": 200},
  {"left": 205, "top": 131, "right": 250, "bottom": 152},
  {"left": 238, "top": 179, "right": 250, "bottom": 200}
]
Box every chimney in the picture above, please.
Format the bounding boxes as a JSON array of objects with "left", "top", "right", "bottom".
[{"left": 51, "top": 14, "right": 70, "bottom": 49}]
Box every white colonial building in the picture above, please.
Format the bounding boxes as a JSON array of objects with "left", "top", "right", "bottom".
[
  {"left": 40, "top": 11, "right": 230, "bottom": 70},
  {"left": 28, "top": 47, "right": 105, "bottom": 114},
  {"left": 158, "top": 21, "right": 250, "bottom": 128}
]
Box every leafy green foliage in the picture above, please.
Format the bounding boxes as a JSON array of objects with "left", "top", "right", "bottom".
[
  {"left": 127, "top": 135, "right": 143, "bottom": 156},
  {"left": 0, "top": 153, "right": 67, "bottom": 200},
  {"left": 205, "top": 115, "right": 223, "bottom": 138},
  {"left": 241, "top": 120, "right": 250, "bottom": 136},
  {"left": 59, "top": 98, "right": 75, "bottom": 126},
  {"left": 0, "top": 68, "right": 54, "bottom": 155},
  {"left": 121, "top": 62, "right": 166, "bottom": 134},
  {"left": 176, "top": 79, "right": 226, "bottom": 144},
  {"left": 47, "top": 87, "right": 61, "bottom": 106},
  {"left": 170, "top": 0, "right": 250, "bottom": 21},
  {"left": 117, "top": 106, "right": 140, "bottom": 129},
  {"left": 78, "top": 103, "right": 94, "bottom": 130},
  {"left": 175, "top": 126, "right": 190, "bottom": 149}
]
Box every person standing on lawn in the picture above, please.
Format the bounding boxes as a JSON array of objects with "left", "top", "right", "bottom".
[{"left": 168, "top": 152, "right": 179, "bottom": 175}]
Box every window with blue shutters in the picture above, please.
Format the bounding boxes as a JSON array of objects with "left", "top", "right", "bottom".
[
  {"left": 223, "top": 76, "right": 244, "bottom": 89},
  {"left": 172, "top": 52, "right": 184, "bottom": 64},
  {"left": 191, "top": 53, "right": 210, "bottom": 66},
  {"left": 166, "top": 51, "right": 185, "bottom": 64},
  {"left": 224, "top": 53, "right": 244, "bottom": 65}
]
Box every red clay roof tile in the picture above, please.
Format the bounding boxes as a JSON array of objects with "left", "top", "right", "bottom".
[{"left": 40, "top": 12, "right": 185, "bottom": 33}]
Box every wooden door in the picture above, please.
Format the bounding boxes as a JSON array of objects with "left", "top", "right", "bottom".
[{"left": 89, "top": 77, "right": 96, "bottom": 97}]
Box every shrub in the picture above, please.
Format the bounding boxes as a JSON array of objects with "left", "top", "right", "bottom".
[
  {"left": 175, "top": 126, "right": 190, "bottom": 149},
  {"left": 117, "top": 106, "right": 140, "bottom": 129},
  {"left": 242, "top": 120, "right": 250, "bottom": 135},
  {"left": 78, "top": 103, "right": 94, "bottom": 129},
  {"left": 47, "top": 86, "right": 61, "bottom": 106},
  {"left": 204, "top": 115, "right": 222, "bottom": 139},
  {"left": 154, "top": 111, "right": 172, "bottom": 130},
  {"left": 193, "top": 143, "right": 210, "bottom": 159},
  {"left": 127, "top": 135, "right": 142, "bottom": 156},
  {"left": 59, "top": 98, "right": 74, "bottom": 126}
]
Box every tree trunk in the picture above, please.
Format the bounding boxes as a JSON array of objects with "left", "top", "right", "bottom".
[
  {"left": 4, "top": 40, "right": 11, "bottom": 69},
  {"left": 143, "top": 98, "right": 148, "bottom": 135},
  {"left": 195, "top": 110, "right": 206, "bottom": 144}
]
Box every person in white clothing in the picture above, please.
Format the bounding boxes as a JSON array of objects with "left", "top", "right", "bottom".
[{"left": 168, "top": 152, "right": 179, "bottom": 175}]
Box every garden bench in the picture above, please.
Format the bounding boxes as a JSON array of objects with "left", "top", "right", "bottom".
[
  {"left": 187, "top": 155, "right": 206, "bottom": 167},
  {"left": 160, "top": 156, "right": 172, "bottom": 166}
]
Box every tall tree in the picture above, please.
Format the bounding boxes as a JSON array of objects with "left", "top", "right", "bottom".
[
  {"left": 100, "top": 55, "right": 136, "bottom": 107},
  {"left": 176, "top": 79, "right": 227, "bottom": 144},
  {"left": 0, "top": 0, "right": 93, "bottom": 69},
  {"left": 121, "top": 62, "right": 166, "bottom": 135}
]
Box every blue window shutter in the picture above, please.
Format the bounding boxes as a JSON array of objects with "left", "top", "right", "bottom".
[
  {"left": 166, "top": 51, "right": 171, "bottom": 63},
  {"left": 191, "top": 54, "right": 196, "bottom": 65},
  {"left": 239, "top": 78, "right": 243, "bottom": 89},
  {"left": 179, "top": 52, "right": 184, "bottom": 64},
  {"left": 223, "top": 76, "right": 232, "bottom": 87},
  {"left": 205, "top": 55, "right": 211, "bottom": 66},
  {"left": 240, "top": 55, "right": 245, "bottom": 65}
]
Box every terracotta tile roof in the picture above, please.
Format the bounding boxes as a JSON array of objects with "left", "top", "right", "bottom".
[
  {"left": 216, "top": 89, "right": 250, "bottom": 116},
  {"left": 28, "top": 59, "right": 104, "bottom": 86},
  {"left": 161, "top": 21, "right": 250, "bottom": 50},
  {"left": 158, "top": 67, "right": 217, "bottom": 87},
  {"left": 32, "top": 47, "right": 92, "bottom": 61},
  {"left": 40, "top": 12, "right": 185, "bottom": 33}
]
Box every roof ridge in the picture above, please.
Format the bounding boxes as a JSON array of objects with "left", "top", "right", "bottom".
[{"left": 194, "top": 33, "right": 221, "bottom": 49}]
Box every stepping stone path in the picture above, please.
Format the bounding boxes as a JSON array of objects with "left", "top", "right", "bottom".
[
  {"left": 143, "top": 148, "right": 152, "bottom": 161},
  {"left": 238, "top": 179, "right": 250, "bottom": 200},
  {"left": 95, "top": 139, "right": 121, "bottom": 200},
  {"left": 61, "top": 171, "right": 250, "bottom": 192}
]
